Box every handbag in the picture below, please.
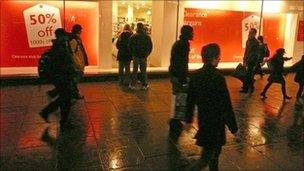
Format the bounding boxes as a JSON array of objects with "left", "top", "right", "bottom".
[{"left": 232, "top": 63, "right": 247, "bottom": 82}]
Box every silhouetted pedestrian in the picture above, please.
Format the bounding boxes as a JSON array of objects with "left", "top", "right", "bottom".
[
  {"left": 186, "top": 43, "right": 238, "bottom": 171},
  {"left": 40, "top": 28, "right": 75, "bottom": 128},
  {"left": 129, "top": 22, "right": 153, "bottom": 90},
  {"left": 255, "top": 35, "right": 270, "bottom": 78},
  {"left": 168, "top": 25, "right": 193, "bottom": 132},
  {"left": 69, "top": 24, "right": 88, "bottom": 99},
  {"left": 116, "top": 24, "right": 133, "bottom": 87},
  {"left": 241, "top": 28, "right": 259, "bottom": 93},
  {"left": 260, "top": 48, "right": 292, "bottom": 100},
  {"left": 290, "top": 55, "right": 304, "bottom": 105}
]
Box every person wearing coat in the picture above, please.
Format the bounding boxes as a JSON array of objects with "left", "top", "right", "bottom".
[
  {"left": 260, "top": 48, "right": 292, "bottom": 100},
  {"left": 241, "top": 28, "right": 259, "bottom": 93},
  {"left": 168, "top": 25, "right": 193, "bottom": 133},
  {"left": 40, "top": 28, "right": 75, "bottom": 128},
  {"left": 69, "top": 24, "right": 88, "bottom": 99},
  {"left": 186, "top": 43, "right": 238, "bottom": 171},
  {"left": 255, "top": 35, "right": 269, "bottom": 78},
  {"left": 290, "top": 55, "right": 304, "bottom": 104},
  {"left": 129, "top": 22, "right": 153, "bottom": 90},
  {"left": 116, "top": 24, "right": 133, "bottom": 87}
]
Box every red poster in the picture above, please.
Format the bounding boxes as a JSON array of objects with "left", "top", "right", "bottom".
[
  {"left": 0, "top": 1, "right": 98, "bottom": 67},
  {"left": 184, "top": 8, "right": 285, "bottom": 63},
  {"left": 298, "top": 21, "right": 304, "bottom": 41}
]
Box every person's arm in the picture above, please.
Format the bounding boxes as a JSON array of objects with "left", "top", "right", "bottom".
[
  {"left": 218, "top": 77, "right": 238, "bottom": 134},
  {"left": 147, "top": 36, "right": 153, "bottom": 55}
]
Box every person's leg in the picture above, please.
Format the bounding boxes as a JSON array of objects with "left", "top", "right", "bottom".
[
  {"left": 255, "top": 64, "right": 263, "bottom": 77},
  {"left": 296, "top": 83, "right": 304, "bottom": 98},
  {"left": 131, "top": 58, "right": 139, "bottom": 87},
  {"left": 40, "top": 96, "right": 60, "bottom": 122},
  {"left": 139, "top": 58, "right": 148, "bottom": 88},
  {"left": 58, "top": 83, "right": 73, "bottom": 127},
  {"left": 260, "top": 81, "right": 273, "bottom": 98},
  {"left": 118, "top": 61, "right": 124, "bottom": 85},
  {"left": 281, "top": 79, "right": 291, "bottom": 99},
  {"left": 248, "top": 65, "right": 256, "bottom": 93},
  {"left": 188, "top": 147, "right": 210, "bottom": 171},
  {"left": 208, "top": 146, "right": 222, "bottom": 171},
  {"left": 124, "top": 61, "right": 131, "bottom": 86},
  {"left": 72, "top": 70, "right": 84, "bottom": 99}
]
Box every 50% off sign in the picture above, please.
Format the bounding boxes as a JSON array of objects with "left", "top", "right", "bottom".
[{"left": 23, "top": 4, "right": 62, "bottom": 48}]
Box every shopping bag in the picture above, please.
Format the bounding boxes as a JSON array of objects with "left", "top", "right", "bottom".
[{"left": 232, "top": 63, "right": 247, "bottom": 82}]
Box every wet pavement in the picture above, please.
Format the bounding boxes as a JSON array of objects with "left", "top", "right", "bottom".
[{"left": 0, "top": 74, "right": 303, "bottom": 170}]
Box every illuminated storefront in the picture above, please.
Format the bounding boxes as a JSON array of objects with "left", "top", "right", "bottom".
[{"left": 0, "top": 0, "right": 303, "bottom": 76}]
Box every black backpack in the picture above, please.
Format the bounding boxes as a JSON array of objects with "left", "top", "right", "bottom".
[{"left": 38, "top": 50, "right": 56, "bottom": 81}]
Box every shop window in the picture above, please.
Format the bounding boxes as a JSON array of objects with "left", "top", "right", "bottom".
[
  {"left": 112, "top": 0, "right": 152, "bottom": 67},
  {"left": 0, "top": 0, "right": 99, "bottom": 67},
  {"left": 181, "top": 1, "right": 264, "bottom": 63}
]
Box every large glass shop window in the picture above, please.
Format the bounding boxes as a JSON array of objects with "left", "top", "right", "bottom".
[
  {"left": 112, "top": 0, "right": 152, "bottom": 67},
  {"left": 0, "top": 0, "right": 99, "bottom": 67}
]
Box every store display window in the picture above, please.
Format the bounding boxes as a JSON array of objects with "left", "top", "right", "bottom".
[{"left": 112, "top": 1, "right": 152, "bottom": 62}]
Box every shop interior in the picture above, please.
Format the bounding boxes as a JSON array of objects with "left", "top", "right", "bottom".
[{"left": 112, "top": 1, "right": 152, "bottom": 67}]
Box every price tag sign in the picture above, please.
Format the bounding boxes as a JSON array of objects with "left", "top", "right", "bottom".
[
  {"left": 23, "top": 3, "right": 62, "bottom": 48},
  {"left": 242, "top": 15, "right": 260, "bottom": 48}
]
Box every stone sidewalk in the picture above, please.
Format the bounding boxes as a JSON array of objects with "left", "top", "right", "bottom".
[{"left": 0, "top": 74, "right": 303, "bottom": 170}]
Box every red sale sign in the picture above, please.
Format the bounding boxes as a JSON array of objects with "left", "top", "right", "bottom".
[{"left": 0, "top": 1, "right": 98, "bottom": 67}]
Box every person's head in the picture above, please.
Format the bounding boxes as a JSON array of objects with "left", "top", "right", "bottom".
[
  {"left": 72, "top": 24, "right": 83, "bottom": 35},
  {"left": 201, "top": 43, "right": 221, "bottom": 67},
  {"left": 54, "top": 28, "right": 66, "bottom": 39},
  {"left": 136, "top": 22, "right": 145, "bottom": 33},
  {"left": 180, "top": 25, "right": 194, "bottom": 40},
  {"left": 276, "top": 48, "right": 286, "bottom": 56},
  {"left": 123, "top": 24, "right": 132, "bottom": 33},
  {"left": 257, "top": 35, "right": 264, "bottom": 43},
  {"left": 248, "top": 28, "right": 257, "bottom": 39}
]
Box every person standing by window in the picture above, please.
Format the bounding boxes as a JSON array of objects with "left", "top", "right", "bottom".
[
  {"left": 116, "top": 24, "right": 133, "bottom": 88},
  {"left": 129, "top": 22, "right": 153, "bottom": 90}
]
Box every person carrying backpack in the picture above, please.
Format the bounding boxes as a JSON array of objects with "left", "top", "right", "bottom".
[
  {"left": 69, "top": 24, "right": 88, "bottom": 99},
  {"left": 39, "top": 28, "right": 76, "bottom": 128},
  {"left": 260, "top": 48, "right": 292, "bottom": 100}
]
